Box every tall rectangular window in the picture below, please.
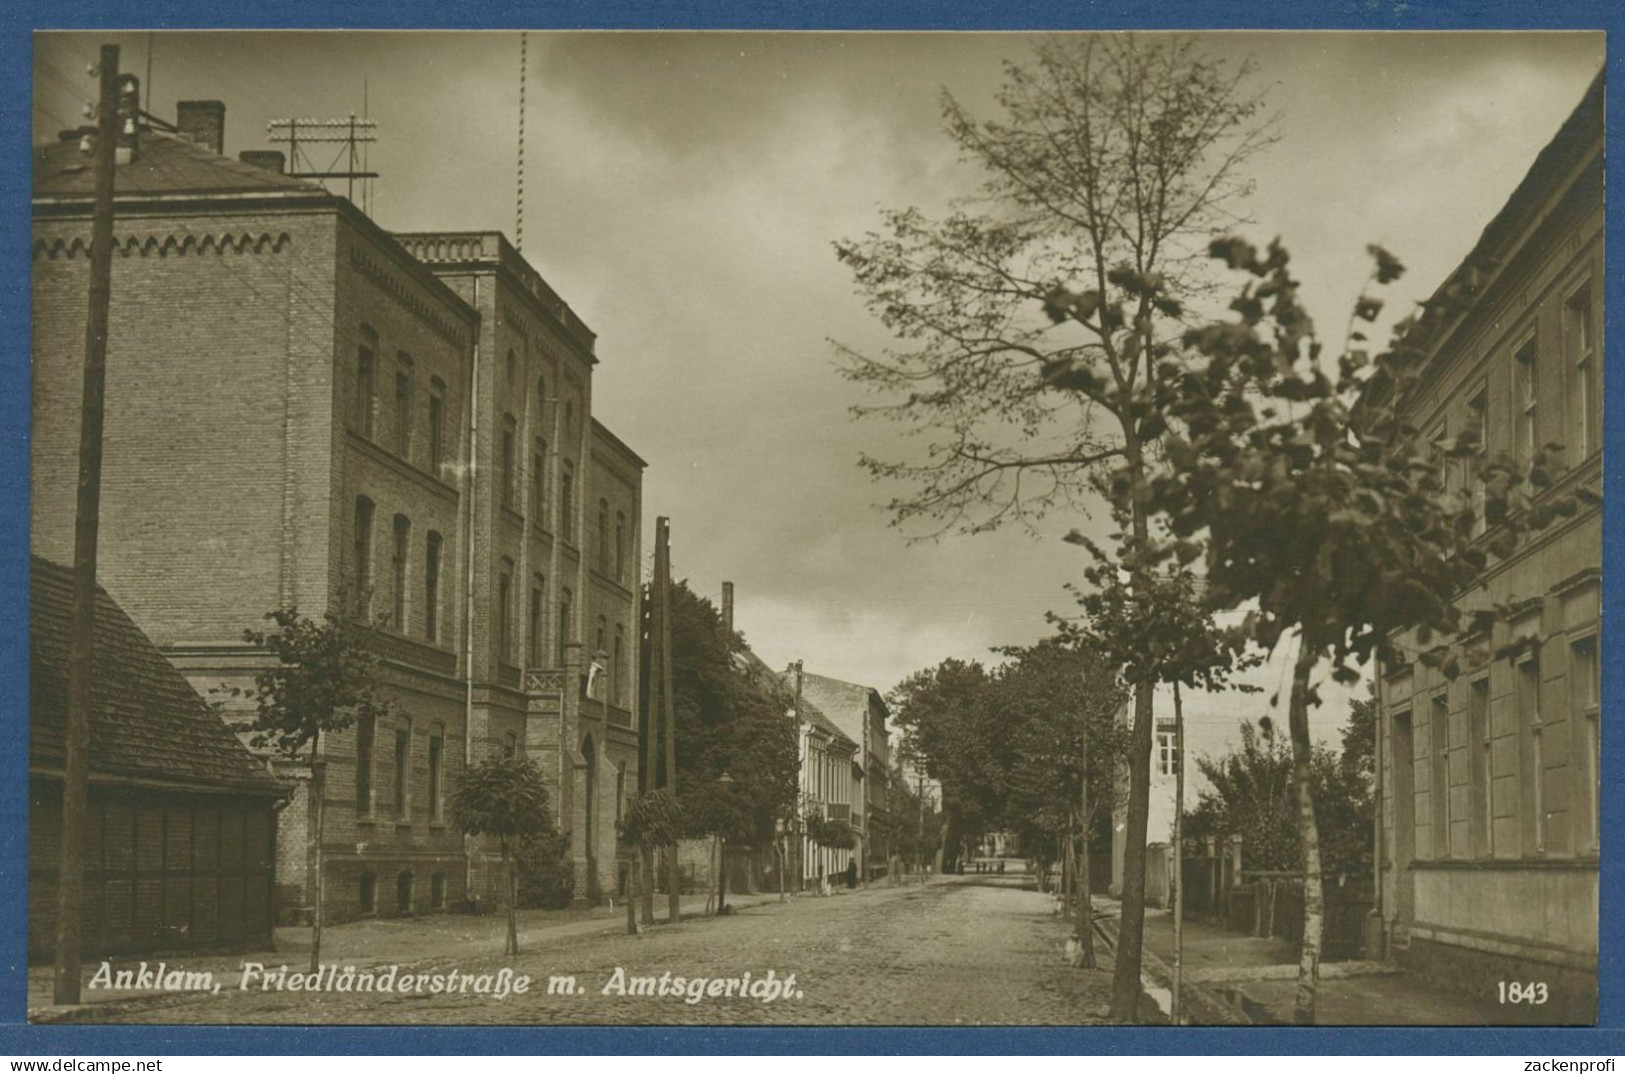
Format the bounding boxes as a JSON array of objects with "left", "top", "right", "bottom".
[
  {"left": 1566, "top": 284, "right": 1597, "bottom": 461},
  {"left": 1431, "top": 691, "right": 1451, "bottom": 858},
  {"left": 1571, "top": 635, "right": 1600, "bottom": 851},
  {"left": 498, "top": 562, "right": 514, "bottom": 666},
  {"left": 1155, "top": 720, "right": 1179, "bottom": 777},
  {"left": 529, "top": 580, "right": 544, "bottom": 667},
  {"left": 428, "top": 728, "right": 443, "bottom": 821},
  {"left": 395, "top": 724, "right": 411, "bottom": 818},
  {"left": 1514, "top": 336, "right": 1539, "bottom": 467},
  {"left": 1470, "top": 676, "right": 1492, "bottom": 858},
  {"left": 353, "top": 497, "right": 375, "bottom": 618},
  {"left": 355, "top": 714, "right": 375, "bottom": 815},
  {"left": 1517, "top": 654, "right": 1543, "bottom": 853},
  {"left": 392, "top": 515, "right": 411, "bottom": 631},
  {"left": 613, "top": 625, "right": 625, "bottom": 706},
  {"left": 424, "top": 532, "right": 442, "bottom": 643},
  {"left": 428, "top": 379, "right": 446, "bottom": 474}
]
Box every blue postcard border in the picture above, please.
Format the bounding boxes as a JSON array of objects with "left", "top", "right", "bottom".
[{"left": 0, "top": 0, "right": 1620, "bottom": 1055}]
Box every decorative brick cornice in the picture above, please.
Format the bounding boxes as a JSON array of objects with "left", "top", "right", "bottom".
[
  {"left": 33, "top": 230, "right": 292, "bottom": 260},
  {"left": 348, "top": 244, "right": 469, "bottom": 351}
]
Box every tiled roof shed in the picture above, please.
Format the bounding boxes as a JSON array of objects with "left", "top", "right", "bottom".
[{"left": 30, "top": 557, "right": 285, "bottom": 797}]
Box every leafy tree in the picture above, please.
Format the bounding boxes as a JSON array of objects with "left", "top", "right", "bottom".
[
  {"left": 448, "top": 756, "right": 555, "bottom": 955},
  {"left": 668, "top": 582, "right": 800, "bottom": 851},
  {"left": 836, "top": 35, "right": 1275, "bottom": 1020},
  {"left": 1142, "top": 238, "right": 1595, "bottom": 1022},
  {"left": 230, "top": 607, "right": 393, "bottom": 973},
  {"left": 1187, "top": 714, "right": 1373, "bottom": 879},
  {"left": 888, "top": 658, "right": 1002, "bottom": 863}
]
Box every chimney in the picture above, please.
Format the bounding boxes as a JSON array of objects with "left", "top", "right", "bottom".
[
  {"left": 238, "top": 149, "right": 286, "bottom": 174},
  {"left": 721, "top": 582, "right": 734, "bottom": 635},
  {"left": 176, "top": 100, "right": 226, "bottom": 155}
]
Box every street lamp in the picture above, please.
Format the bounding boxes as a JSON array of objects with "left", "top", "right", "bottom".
[{"left": 717, "top": 771, "right": 735, "bottom": 913}]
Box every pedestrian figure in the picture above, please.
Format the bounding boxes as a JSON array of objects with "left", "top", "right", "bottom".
[{"left": 845, "top": 859, "right": 858, "bottom": 889}]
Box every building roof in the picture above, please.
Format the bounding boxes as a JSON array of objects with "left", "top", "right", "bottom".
[
  {"left": 1404, "top": 69, "right": 1603, "bottom": 366},
  {"left": 731, "top": 649, "right": 858, "bottom": 752},
  {"left": 799, "top": 672, "right": 889, "bottom": 749},
  {"left": 30, "top": 557, "right": 286, "bottom": 797},
  {"left": 34, "top": 129, "right": 327, "bottom": 200}
]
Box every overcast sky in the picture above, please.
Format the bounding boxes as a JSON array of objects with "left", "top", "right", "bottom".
[{"left": 33, "top": 31, "right": 1604, "bottom": 739}]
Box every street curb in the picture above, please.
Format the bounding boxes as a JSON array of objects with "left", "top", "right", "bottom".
[{"left": 1092, "top": 915, "right": 1253, "bottom": 1026}]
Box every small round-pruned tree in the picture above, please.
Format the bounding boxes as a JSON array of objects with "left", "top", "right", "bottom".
[{"left": 449, "top": 756, "right": 554, "bottom": 955}]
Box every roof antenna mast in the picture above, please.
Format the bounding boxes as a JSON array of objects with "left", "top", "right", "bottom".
[{"left": 516, "top": 30, "right": 528, "bottom": 252}]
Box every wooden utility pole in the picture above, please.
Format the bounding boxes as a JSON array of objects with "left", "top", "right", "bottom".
[
  {"left": 790, "top": 660, "right": 804, "bottom": 893},
  {"left": 638, "top": 581, "right": 656, "bottom": 927},
  {"left": 1172, "top": 681, "right": 1186, "bottom": 1024},
  {"left": 54, "top": 44, "right": 121, "bottom": 1007},
  {"left": 655, "top": 517, "right": 680, "bottom": 923}
]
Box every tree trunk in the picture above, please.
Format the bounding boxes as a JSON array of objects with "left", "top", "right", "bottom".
[
  {"left": 1287, "top": 633, "right": 1326, "bottom": 1025},
  {"left": 308, "top": 742, "right": 326, "bottom": 975},
  {"left": 503, "top": 839, "right": 519, "bottom": 956},
  {"left": 1110, "top": 677, "right": 1155, "bottom": 1020},
  {"left": 777, "top": 840, "right": 786, "bottom": 902},
  {"left": 640, "top": 842, "right": 655, "bottom": 926},
  {"left": 627, "top": 840, "right": 640, "bottom": 934},
  {"left": 1172, "top": 681, "right": 1186, "bottom": 1025},
  {"left": 1061, "top": 815, "right": 1073, "bottom": 922},
  {"left": 1078, "top": 710, "right": 1097, "bottom": 969}
]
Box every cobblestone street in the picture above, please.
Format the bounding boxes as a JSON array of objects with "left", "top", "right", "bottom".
[{"left": 58, "top": 876, "right": 1115, "bottom": 1026}]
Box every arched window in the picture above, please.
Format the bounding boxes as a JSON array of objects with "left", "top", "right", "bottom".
[
  {"left": 424, "top": 531, "right": 442, "bottom": 643},
  {"left": 560, "top": 461, "right": 575, "bottom": 542},
  {"left": 498, "top": 558, "right": 515, "bottom": 665},
  {"left": 615, "top": 761, "right": 627, "bottom": 824},
  {"left": 505, "top": 347, "right": 517, "bottom": 385},
  {"left": 428, "top": 723, "right": 444, "bottom": 821},
  {"left": 612, "top": 625, "right": 625, "bottom": 707},
  {"left": 394, "top": 353, "right": 414, "bottom": 457},
  {"left": 355, "top": 325, "right": 377, "bottom": 438},
  {"left": 359, "top": 873, "right": 376, "bottom": 915},
  {"left": 500, "top": 414, "right": 517, "bottom": 509},
  {"left": 352, "top": 496, "right": 375, "bottom": 618},
  {"left": 396, "top": 871, "right": 414, "bottom": 915},
  {"left": 391, "top": 514, "right": 411, "bottom": 631},
  {"left": 428, "top": 377, "right": 447, "bottom": 473},
  {"left": 557, "top": 587, "right": 573, "bottom": 666},
  {"left": 430, "top": 872, "right": 447, "bottom": 911},
  {"left": 355, "top": 713, "right": 375, "bottom": 815},
  {"left": 528, "top": 574, "right": 545, "bottom": 667},
  {"left": 615, "top": 511, "right": 627, "bottom": 583},
  {"left": 598, "top": 499, "right": 610, "bottom": 572},
  {"left": 503, "top": 732, "right": 517, "bottom": 760},
  {"left": 532, "top": 437, "right": 547, "bottom": 527}
]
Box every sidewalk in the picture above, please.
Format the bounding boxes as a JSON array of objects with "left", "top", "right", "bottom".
[
  {"left": 1104, "top": 903, "right": 1558, "bottom": 1026},
  {"left": 28, "top": 880, "right": 906, "bottom": 1021}
]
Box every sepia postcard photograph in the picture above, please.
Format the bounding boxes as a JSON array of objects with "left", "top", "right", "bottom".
[{"left": 22, "top": 27, "right": 1605, "bottom": 1031}]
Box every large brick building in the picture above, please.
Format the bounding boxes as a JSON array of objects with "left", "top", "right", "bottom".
[
  {"left": 1374, "top": 72, "right": 1601, "bottom": 1019},
  {"left": 31, "top": 101, "right": 644, "bottom": 919}
]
